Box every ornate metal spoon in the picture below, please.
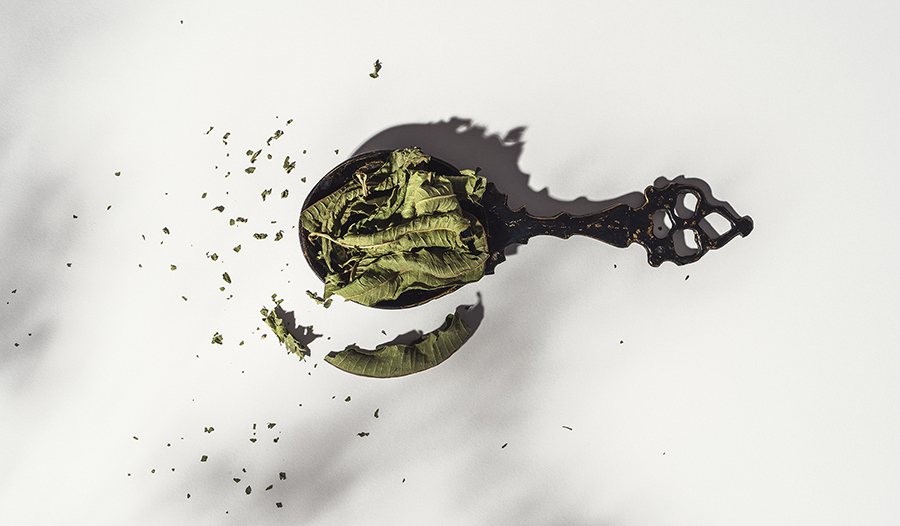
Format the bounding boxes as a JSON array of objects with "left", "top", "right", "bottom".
[{"left": 300, "top": 150, "right": 753, "bottom": 309}]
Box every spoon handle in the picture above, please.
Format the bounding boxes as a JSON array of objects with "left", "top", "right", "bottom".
[{"left": 481, "top": 181, "right": 752, "bottom": 273}]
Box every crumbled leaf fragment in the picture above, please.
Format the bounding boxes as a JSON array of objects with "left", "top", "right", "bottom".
[
  {"left": 162, "top": 227, "right": 170, "bottom": 235},
  {"left": 267, "top": 422, "right": 276, "bottom": 429},
  {"left": 245, "top": 486, "right": 252, "bottom": 495},
  {"left": 107, "top": 205, "right": 112, "bottom": 210},
  {"left": 245, "top": 167, "right": 256, "bottom": 174},
  {"left": 279, "top": 472, "right": 286, "bottom": 480},
  {"left": 274, "top": 230, "right": 284, "bottom": 241},
  {"left": 369, "top": 59, "right": 382, "bottom": 78},
  {"left": 345, "top": 396, "right": 351, "bottom": 402},
  {"left": 233, "top": 245, "right": 241, "bottom": 253},
  {"left": 223, "top": 272, "right": 231, "bottom": 284},
  {"left": 204, "top": 427, "right": 215, "bottom": 433},
  {"left": 261, "top": 188, "right": 272, "bottom": 201},
  {"left": 115, "top": 171, "right": 121, "bottom": 177},
  {"left": 261, "top": 307, "right": 309, "bottom": 360},
  {"left": 267, "top": 130, "right": 283, "bottom": 146},
  {"left": 205, "top": 126, "right": 214, "bottom": 134},
  {"left": 276, "top": 502, "right": 283, "bottom": 508},
  {"left": 219, "top": 286, "right": 225, "bottom": 291},
  {"left": 230, "top": 219, "right": 235, "bottom": 226},
  {"left": 211, "top": 333, "right": 223, "bottom": 345},
  {"left": 287, "top": 119, "right": 293, "bottom": 125},
  {"left": 201, "top": 192, "right": 207, "bottom": 198},
  {"left": 236, "top": 217, "right": 248, "bottom": 223},
  {"left": 200, "top": 455, "right": 208, "bottom": 462},
  {"left": 374, "top": 409, "right": 379, "bottom": 418},
  {"left": 233, "top": 478, "right": 241, "bottom": 483},
  {"left": 67, "top": 263, "right": 72, "bottom": 267},
  {"left": 357, "top": 432, "right": 369, "bottom": 437},
  {"left": 267, "top": 154, "right": 272, "bottom": 160},
  {"left": 170, "top": 265, "right": 177, "bottom": 271},
  {"left": 182, "top": 296, "right": 188, "bottom": 301},
  {"left": 212, "top": 205, "right": 225, "bottom": 213},
  {"left": 239, "top": 340, "right": 244, "bottom": 346},
  {"left": 325, "top": 313, "right": 470, "bottom": 378},
  {"left": 266, "top": 484, "right": 273, "bottom": 490},
  {"left": 253, "top": 233, "right": 268, "bottom": 240},
  {"left": 301, "top": 177, "right": 306, "bottom": 183},
  {"left": 323, "top": 298, "right": 332, "bottom": 308},
  {"left": 281, "top": 189, "right": 289, "bottom": 199},
  {"left": 250, "top": 149, "right": 262, "bottom": 163},
  {"left": 250, "top": 438, "right": 257, "bottom": 443},
  {"left": 133, "top": 436, "right": 139, "bottom": 440},
  {"left": 73, "top": 215, "right": 77, "bottom": 219},
  {"left": 685, "top": 275, "right": 690, "bottom": 280}
]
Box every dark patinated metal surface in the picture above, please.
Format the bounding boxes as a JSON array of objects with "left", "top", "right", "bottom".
[{"left": 301, "top": 150, "right": 753, "bottom": 309}]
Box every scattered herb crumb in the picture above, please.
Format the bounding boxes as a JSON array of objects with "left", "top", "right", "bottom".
[
  {"left": 212, "top": 205, "right": 225, "bottom": 213},
  {"left": 502, "top": 443, "right": 508, "bottom": 449},
  {"left": 250, "top": 149, "right": 262, "bottom": 163},
  {"left": 230, "top": 219, "right": 236, "bottom": 226},
  {"left": 201, "top": 192, "right": 207, "bottom": 198},
  {"left": 182, "top": 296, "right": 188, "bottom": 301},
  {"left": 170, "top": 265, "right": 177, "bottom": 271},
  {"left": 204, "top": 427, "right": 215, "bottom": 433},
  {"left": 233, "top": 245, "right": 241, "bottom": 253},
  {"left": 335, "top": 149, "right": 339, "bottom": 155},
  {"left": 211, "top": 333, "right": 223, "bottom": 345},
  {"left": 276, "top": 502, "right": 283, "bottom": 508},
  {"left": 267, "top": 154, "right": 272, "bottom": 160},
  {"left": 301, "top": 177, "right": 306, "bottom": 183},
  {"left": 685, "top": 275, "right": 690, "bottom": 280},
  {"left": 115, "top": 171, "right": 121, "bottom": 177},
  {"left": 253, "top": 233, "right": 268, "bottom": 240},
  {"left": 209, "top": 253, "right": 218, "bottom": 261},
  {"left": 219, "top": 286, "right": 225, "bottom": 291},
  {"left": 267, "top": 422, "right": 276, "bottom": 429},
  {"left": 281, "top": 189, "right": 289, "bottom": 199},
  {"left": 133, "top": 436, "right": 139, "bottom": 440},
  {"left": 249, "top": 438, "right": 257, "bottom": 443},
  {"left": 73, "top": 215, "right": 77, "bottom": 219},
  {"left": 205, "top": 126, "right": 213, "bottom": 134},
  {"left": 223, "top": 272, "right": 231, "bottom": 284},
  {"left": 345, "top": 396, "right": 351, "bottom": 402},
  {"left": 107, "top": 205, "right": 112, "bottom": 210},
  {"left": 562, "top": 426, "right": 573, "bottom": 431},
  {"left": 233, "top": 478, "right": 241, "bottom": 483},
  {"left": 357, "top": 432, "right": 369, "bottom": 437},
  {"left": 245, "top": 167, "right": 256, "bottom": 174},
  {"left": 620, "top": 340, "right": 623, "bottom": 344},
  {"left": 369, "top": 59, "right": 382, "bottom": 78},
  {"left": 67, "top": 263, "right": 72, "bottom": 267},
  {"left": 266, "top": 484, "right": 273, "bottom": 491},
  {"left": 374, "top": 409, "right": 379, "bottom": 418},
  {"left": 162, "top": 227, "right": 170, "bottom": 235},
  {"left": 279, "top": 472, "right": 286, "bottom": 480},
  {"left": 261, "top": 188, "right": 272, "bottom": 201},
  {"left": 239, "top": 341, "right": 244, "bottom": 346},
  {"left": 200, "top": 455, "right": 208, "bottom": 462},
  {"left": 245, "top": 486, "right": 252, "bottom": 495},
  {"left": 274, "top": 230, "right": 284, "bottom": 241}
]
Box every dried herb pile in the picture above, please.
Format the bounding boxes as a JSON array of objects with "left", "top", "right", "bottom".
[{"left": 300, "top": 147, "right": 488, "bottom": 307}]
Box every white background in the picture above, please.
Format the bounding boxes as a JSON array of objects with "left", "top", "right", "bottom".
[{"left": 2, "top": 1, "right": 898, "bottom": 524}]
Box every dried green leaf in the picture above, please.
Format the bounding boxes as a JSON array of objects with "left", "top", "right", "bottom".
[
  {"left": 236, "top": 217, "right": 248, "bottom": 223},
  {"left": 204, "top": 427, "right": 214, "bottom": 433},
  {"left": 279, "top": 472, "right": 286, "bottom": 480},
  {"left": 250, "top": 149, "right": 262, "bottom": 163},
  {"left": 325, "top": 313, "right": 470, "bottom": 378},
  {"left": 299, "top": 147, "right": 488, "bottom": 307},
  {"left": 261, "top": 308, "right": 309, "bottom": 360}
]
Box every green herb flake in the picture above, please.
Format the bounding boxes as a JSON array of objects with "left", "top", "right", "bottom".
[
  {"left": 162, "top": 227, "right": 170, "bottom": 235},
  {"left": 357, "top": 432, "right": 369, "bottom": 437},
  {"left": 211, "top": 333, "right": 223, "bottom": 345},
  {"left": 115, "top": 171, "right": 121, "bottom": 177},
  {"left": 685, "top": 275, "right": 690, "bottom": 280},
  {"left": 133, "top": 436, "right": 139, "bottom": 440},
  {"left": 281, "top": 189, "right": 289, "bottom": 199},
  {"left": 236, "top": 217, "right": 248, "bottom": 223},
  {"left": 253, "top": 233, "right": 268, "bottom": 240},
  {"left": 249, "top": 438, "right": 257, "bottom": 443},
  {"left": 212, "top": 205, "right": 225, "bottom": 213},
  {"left": 245, "top": 167, "right": 256, "bottom": 174},
  {"left": 324, "top": 298, "right": 333, "bottom": 308},
  {"left": 250, "top": 149, "right": 262, "bottom": 163},
  {"left": 276, "top": 502, "right": 283, "bottom": 508},
  {"left": 230, "top": 218, "right": 236, "bottom": 226},
  {"left": 245, "top": 486, "right": 252, "bottom": 495},
  {"left": 223, "top": 132, "right": 230, "bottom": 140},
  {"left": 274, "top": 230, "right": 284, "bottom": 242},
  {"left": 204, "top": 427, "right": 215, "bottom": 433},
  {"left": 267, "top": 154, "right": 272, "bottom": 160},
  {"left": 334, "top": 149, "right": 339, "bottom": 155},
  {"left": 369, "top": 59, "right": 382, "bottom": 78},
  {"left": 233, "top": 478, "right": 241, "bottom": 483},
  {"left": 107, "top": 205, "right": 112, "bottom": 210},
  {"left": 200, "top": 455, "right": 208, "bottom": 462},
  {"left": 261, "top": 188, "right": 272, "bottom": 201},
  {"left": 267, "top": 422, "right": 276, "bottom": 429},
  {"left": 239, "top": 340, "right": 244, "bottom": 346},
  {"left": 286, "top": 119, "right": 293, "bottom": 125},
  {"left": 205, "top": 126, "right": 214, "bottom": 134},
  {"left": 219, "top": 286, "right": 225, "bottom": 291},
  {"left": 67, "top": 263, "right": 72, "bottom": 267},
  {"left": 501, "top": 443, "right": 507, "bottom": 449},
  {"left": 208, "top": 252, "right": 218, "bottom": 261},
  {"left": 223, "top": 272, "right": 231, "bottom": 284},
  {"left": 301, "top": 177, "right": 306, "bottom": 183},
  {"left": 325, "top": 313, "right": 471, "bottom": 378},
  {"left": 182, "top": 296, "right": 188, "bottom": 301},
  {"left": 261, "top": 307, "right": 309, "bottom": 360},
  {"left": 562, "top": 426, "right": 573, "bottom": 431},
  {"left": 170, "top": 265, "right": 177, "bottom": 271},
  {"left": 374, "top": 409, "right": 379, "bottom": 418},
  {"left": 201, "top": 192, "right": 207, "bottom": 198},
  {"left": 233, "top": 245, "right": 241, "bottom": 253}
]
